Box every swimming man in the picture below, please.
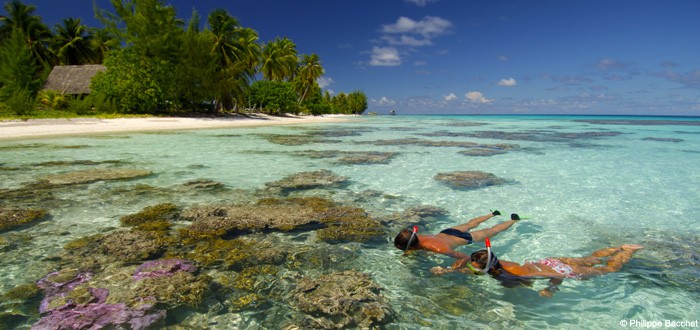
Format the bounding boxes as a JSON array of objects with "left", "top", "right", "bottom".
[{"left": 393, "top": 210, "right": 522, "bottom": 269}]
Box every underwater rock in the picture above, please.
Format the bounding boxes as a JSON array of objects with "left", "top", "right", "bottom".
[
  {"left": 365, "top": 138, "right": 480, "bottom": 148},
  {"left": 115, "top": 271, "right": 212, "bottom": 309},
  {"left": 0, "top": 283, "right": 42, "bottom": 329},
  {"left": 181, "top": 234, "right": 290, "bottom": 273},
  {"left": 120, "top": 203, "right": 179, "bottom": 229},
  {"left": 63, "top": 230, "right": 167, "bottom": 267},
  {"left": 385, "top": 205, "right": 449, "bottom": 225},
  {"left": 132, "top": 259, "right": 196, "bottom": 281},
  {"left": 30, "top": 160, "right": 123, "bottom": 167},
  {"left": 39, "top": 168, "right": 152, "bottom": 185},
  {"left": 264, "top": 169, "right": 348, "bottom": 193},
  {"left": 180, "top": 203, "right": 318, "bottom": 239},
  {"left": 259, "top": 134, "right": 341, "bottom": 146},
  {"left": 434, "top": 171, "right": 507, "bottom": 190},
  {"left": 0, "top": 208, "right": 48, "bottom": 232},
  {"left": 291, "top": 270, "right": 393, "bottom": 329},
  {"left": 180, "top": 179, "right": 226, "bottom": 190},
  {"left": 464, "top": 130, "right": 623, "bottom": 143},
  {"left": 290, "top": 150, "right": 399, "bottom": 165},
  {"left": 36, "top": 270, "right": 94, "bottom": 314},
  {"left": 458, "top": 148, "right": 509, "bottom": 156},
  {"left": 32, "top": 296, "right": 165, "bottom": 330},
  {"left": 574, "top": 119, "right": 700, "bottom": 126},
  {"left": 315, "top": 206, "right": 385, "bottom": 243},
  {"left": 642, "top": 137, "right": 684, "bottom": 143},
  {"left": 336, "top": 151, "right": 398, "bottom": 165}
]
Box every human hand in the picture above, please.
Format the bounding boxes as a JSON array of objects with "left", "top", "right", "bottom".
[
  {"left": 431, "top": 266, "right": 451, "bottom": 275},
  {"left": 538, "top": 289, "right": 554, "bottom": 298}
]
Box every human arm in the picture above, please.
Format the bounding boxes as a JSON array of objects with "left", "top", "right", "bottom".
[
  {"left": 430, "top": 250, "right": 471, "bottom": 275},
  {"left": 538, "top": 278, "right": 563, "bottom": 297}
]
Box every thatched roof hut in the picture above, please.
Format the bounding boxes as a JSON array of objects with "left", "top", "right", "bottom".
[{"left": 42, "top": 65, "right": 106, "bottom": 95}]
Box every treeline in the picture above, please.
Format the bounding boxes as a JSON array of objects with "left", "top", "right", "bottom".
[{"left": 0, "top": 0, "right": 367, "bottom": 117}]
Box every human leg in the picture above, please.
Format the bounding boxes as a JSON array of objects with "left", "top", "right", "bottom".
[
  {"left": 450, "top": 212, "right": 497, "bottom": 232},
  {"left": 570, "top": 244, "right": 643, "bottom": 277},
  {"left": 469, "top": 219, "right": 517, "bottom": 242}
]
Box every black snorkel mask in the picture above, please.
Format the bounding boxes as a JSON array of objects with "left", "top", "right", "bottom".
[
  {"left": 404, "top": 226, "right": 418, "bottom": 251},
  {"left": 467, "top": 237, "right": 498, "bottom": 275}
]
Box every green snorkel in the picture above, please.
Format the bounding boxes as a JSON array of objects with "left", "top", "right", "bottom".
[{"left": 404, "top": 225, "right": 418, "bottom": 251}]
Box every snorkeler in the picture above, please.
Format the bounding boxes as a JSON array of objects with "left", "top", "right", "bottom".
[
  {"left": 394, "top": 211, "right": 522, "bottom": 269},
  {"left": 431, "top": 243, "right": 644, "bottom": 297}
]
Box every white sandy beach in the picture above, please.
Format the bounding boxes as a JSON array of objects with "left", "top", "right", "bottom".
[{"left": 0, "top": 114, "right": 351, "bottom": 140}]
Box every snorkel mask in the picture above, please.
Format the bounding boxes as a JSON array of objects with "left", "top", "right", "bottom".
[
  {"left": 404, "top": 226, "right": 418, "bottom": 251},
  {"left": 467, "top": 237, "right": 496, "bottom": 275}
]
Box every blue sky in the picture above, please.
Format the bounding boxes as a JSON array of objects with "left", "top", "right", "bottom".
[{"left": 25, "top": 0, "right": 700, "bottom": 115}]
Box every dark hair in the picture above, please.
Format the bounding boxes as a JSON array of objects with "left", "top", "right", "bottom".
[
  {"left": 470, "top": 249, "right": 502, "bottom": 275},
  {"left": 471, "top": 249, "right": 533, "bottom": 288},
  {"left": 394, "top": 229, "right": 418, "bottom": 250}
]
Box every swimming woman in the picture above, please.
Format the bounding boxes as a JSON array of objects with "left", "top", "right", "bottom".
[
  {"left": 394, "top": 211, "right": 522, "bottom": 269},
  {"left": 431, "top": 244, "right": 644, "bottom": 297}
]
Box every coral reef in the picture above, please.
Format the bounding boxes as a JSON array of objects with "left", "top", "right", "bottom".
[
  {"left": 264, "top": 169, "right": 349, "bottom": 193},
  {"left": 291, "top": 270, "right": 393, "bottom": 329},
  {"left": 179, "top": 203, "right": 318, "bottom": 240},
  {"left": 61, "top": 230, "right": 168, "bottom": 268},
  {"left": 39, "top": 168, "right": 152, "bottom": 185},
  {"left": 290, "top": 150, "right": 399, "bottom": 165},
  {"left": 0, "top": 283, "right": 41, "bottom": 330},
  {"left": 120, "top": 203, "right": 179, "bottom": 229},
  {"left": 434, "top": 171, "right": 508, "bottom": 190},
  {"left": 315, "top": 206, "right": 384, "bottom": 243},
  {"left": 0, "top": 208, "right": 48, "bottom": 232},
  {"left": 458, "top": 148, "right": 509, "bottom": 156},
  {"left": 132, "top": 258, "right": 196, "bottom": 281}
]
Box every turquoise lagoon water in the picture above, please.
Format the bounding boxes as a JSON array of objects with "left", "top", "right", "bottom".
[{"left": 1, "top": 115, "right": 698, "bottom": 329}]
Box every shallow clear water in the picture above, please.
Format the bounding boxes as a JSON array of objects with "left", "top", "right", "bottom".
[{"left": 1, "top": 115, "right": 698, "bottom": 329}]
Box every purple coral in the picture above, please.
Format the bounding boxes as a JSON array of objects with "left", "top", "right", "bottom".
[
  {"left": 37, "top": 271, "right": 93, "bottom": 314},
  {"left": 32, "top": 300, "right": 165, "bottom": 330},
  {"left": 132, "top": 258, "right": 196, "bottom": 281},
  {"left": 33, "top": 271, "right": 166, "bottom": 330}
]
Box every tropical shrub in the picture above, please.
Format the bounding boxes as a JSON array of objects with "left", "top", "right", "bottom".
[
  {"left": 247, "top": 80, "right": 298, "bottom": 115},
  {"left": 37, "top": 90, "right": 68, "bottom": 110}
]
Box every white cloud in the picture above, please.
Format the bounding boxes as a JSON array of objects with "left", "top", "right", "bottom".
[
  {"left": 370, "top": 47, "right": 401, "bottom": 66},
  {"left": 317, "top": 77, "right": 334, "bottom": 89},
  {"left": 377, "top": 96, "right": 397, "bottom": 106},
  {"left": 404, "top": 0, "right": 438, "bottom": 6},
  {"left": 498, "top": 77, "right": 517, "bottom": 87},
  {"left": 465, "top": 91, "right": 493, "bottom": 104},
  {"left": 596, "top": 58, "right": 626, "bottom": 71},
  {"left": 381, "top": 35, "right": 432, "bottom": 46},
  {"left": 444, "top": 93, "right": 457, "bottom": 101},
  {"left": 382, "top": 16, "right": 452, "bottom": 38},
  {"left": 497, "top": 55, "right": 510, "bottom": 62}
]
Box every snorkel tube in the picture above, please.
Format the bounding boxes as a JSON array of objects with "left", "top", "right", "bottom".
[
  {"left": 404, "top": 226, "right": 418, "bottom": 251},
  {"left": 467, "top": 237, "right": 494, "bottom": 275}
]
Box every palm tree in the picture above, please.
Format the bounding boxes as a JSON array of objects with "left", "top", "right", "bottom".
[
  {"left": 260, "top": 37, "right": 298, "bottom": 82},
  {"left": 52, "top": 18, "right": 95, "bottom": 65},
  {"left": 89, "top": 28, "right": 119, "bottom": 64},
  {"left": 295, "top": 53, "right": 324, "bottom": 105},
  {"left": 208, "top": 9, "right": 261, "bottom": 111},
  {"left": 0, "top": 0, "right": 53, "bottom": 67}
]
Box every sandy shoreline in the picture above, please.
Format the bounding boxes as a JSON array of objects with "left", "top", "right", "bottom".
[{"left": 0, "top": 114, "right": 353, "bottom": 140}]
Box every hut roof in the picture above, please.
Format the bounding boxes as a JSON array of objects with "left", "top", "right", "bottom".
[{"left": 42, "top": 65, "right": 106, "bottom": 95}]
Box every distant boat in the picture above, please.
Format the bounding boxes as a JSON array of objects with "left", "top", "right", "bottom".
[{"left": 389, "top": 110, "right": 396, "bottom": 115}]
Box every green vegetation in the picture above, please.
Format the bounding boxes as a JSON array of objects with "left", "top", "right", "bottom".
[{"left": 0, "top": 0, "right": 367, "bottom": 118}]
